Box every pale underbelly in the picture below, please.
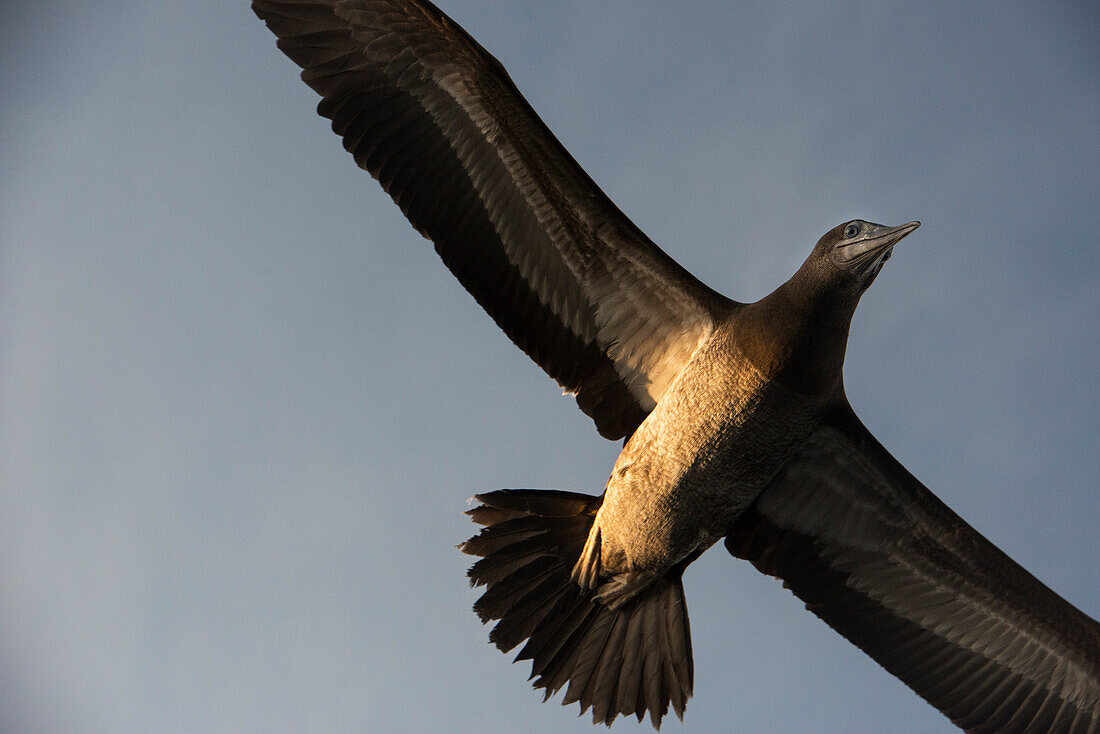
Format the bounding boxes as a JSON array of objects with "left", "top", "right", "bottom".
[{"left": 596, "top": 370, "right": 821, "bottom": 575}]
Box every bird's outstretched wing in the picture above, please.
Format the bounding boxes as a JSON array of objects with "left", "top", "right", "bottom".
[
  {"left": 726, "top": 405, "right": 1100, "bottom": 733},
  {"left": 252, "top": 0, "right": 733, "bottom": 439}
]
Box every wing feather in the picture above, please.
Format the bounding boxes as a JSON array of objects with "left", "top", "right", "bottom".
[
  {"left": 726, "top": 405, "right": 1100, "bottom": 733},
  {"left": 253, "top": 0, "right": 735, "bottom": 438}
]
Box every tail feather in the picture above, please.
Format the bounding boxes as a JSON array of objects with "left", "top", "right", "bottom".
[
  {"left": 583, "top": 609, "right": 631, "bottom": 720},
  {"left": 459, "top": 489, "right": 693, "bottom": 728},
  {"left": 641, "top": 601, "right": 664, "bottom": 719},
  {"left": 665, "top": 587, "right": 694, "bottom": 710},
  {"left": 467, "top": 539, "right": 551, "bottom": 588},
  {"left": 473, "top": 555, "right": 557, "bottom": 622},
  {"left": 616, "top": 604, "right": 646, "bottom": 715},
  {"left": 563, "top": 601, "right": 619, "bottom": 706},
  {"left": 486, "top": 569, "right": 572, "bottom": 652}
]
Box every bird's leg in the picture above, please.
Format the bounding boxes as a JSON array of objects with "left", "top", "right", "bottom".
[{"left": 571, "top": 523, "right": 602, "bottom": 591}]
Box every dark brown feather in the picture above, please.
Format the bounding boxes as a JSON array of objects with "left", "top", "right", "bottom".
[
  {"left": 460, "top": 489, "right": 692, "bottom": 728},
  {"left": 252, "top": 0, "right": 730, "bottom": 440},
  {"left": 726, "top": 405, "right": 1100, "bottom": 734}
]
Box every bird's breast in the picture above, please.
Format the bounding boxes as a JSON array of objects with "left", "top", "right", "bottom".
[{"left": 598, "top": 332, "right": 825, "bottom": 572}]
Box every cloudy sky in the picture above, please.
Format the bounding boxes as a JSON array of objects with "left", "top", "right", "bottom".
[{"left": 2, "top": 2, "right": 1097, "bottom": 733}]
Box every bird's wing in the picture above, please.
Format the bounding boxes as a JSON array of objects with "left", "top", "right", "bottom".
[
  {"left": 725, "top": 404, "right": 1100, "bottom": 734},
  {"left": 253, "top": 0, "right": 733, "bottom": 440}
]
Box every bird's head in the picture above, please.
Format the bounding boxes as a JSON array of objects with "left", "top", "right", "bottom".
[{"left": 814, "top": 219, "right": 921, "bottom": 290}]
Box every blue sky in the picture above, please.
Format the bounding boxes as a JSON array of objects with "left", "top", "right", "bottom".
[{"left": 2, "top": 2, "right": 1097, "bottom": 733}]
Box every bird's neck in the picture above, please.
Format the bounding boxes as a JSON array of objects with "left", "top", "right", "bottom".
[{"left": 736, "top": 269, "right": 855, "bottom": 399}]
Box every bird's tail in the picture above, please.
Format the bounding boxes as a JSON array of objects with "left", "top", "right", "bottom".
[{"left": 459, "top": 489, "right": 692, "bottom": 728}]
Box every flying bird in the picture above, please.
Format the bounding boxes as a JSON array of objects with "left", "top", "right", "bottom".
[{"left": 252, "top": 1, "right": 1100, "bottom": 731}]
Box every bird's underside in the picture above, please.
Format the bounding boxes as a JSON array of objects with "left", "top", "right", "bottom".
[{"left": 253, "top": 1, "right": 1100, "bottom": 731}]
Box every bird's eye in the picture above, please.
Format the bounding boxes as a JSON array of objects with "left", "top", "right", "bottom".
[{"left": 844, "top": 223, "right": 860, "bottom": 239}]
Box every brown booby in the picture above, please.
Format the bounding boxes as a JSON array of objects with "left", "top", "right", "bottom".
[{"left": 252, "top": 1, "right": 1100, "bottom": 731}]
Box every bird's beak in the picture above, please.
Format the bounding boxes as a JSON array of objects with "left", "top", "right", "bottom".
[{"left": 834, "top": 221, "right": 921, "bottom": 275}]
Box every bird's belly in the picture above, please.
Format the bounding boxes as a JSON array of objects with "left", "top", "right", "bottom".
[{"left": 597, "top": 350, "right": 822, "bottom": 574}]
